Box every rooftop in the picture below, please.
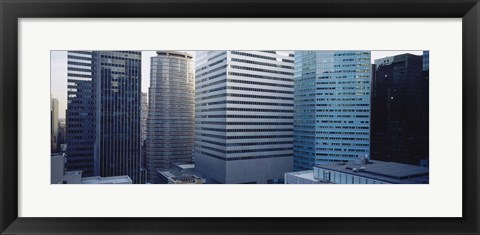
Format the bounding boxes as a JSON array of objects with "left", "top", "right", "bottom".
[
  {"left": 81, "top": 175, "right": 133, "bottom": 184},
  {"left": 315, "top": 160, "right": 429, "bottom": 184},
  {"left": 285, "top": 170, "right": 328, "bottom": 184}
]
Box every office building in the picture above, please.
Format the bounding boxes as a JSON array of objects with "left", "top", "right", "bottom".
[
  {"left": 52, "top": 153, "right": 133, "bottom": 184},
  {"left": 141, "top": 92, "right": 148, "bottom": 144},
  {"left": 65, "top": 51, "right": 142, "bottom": 182},
  {"left": 195, "top": 51, "right": 295, "bottom": 184},
  {"left": 313, "top": 158, "right": 429, "bottom": 184},
  {"left": 371, "top": 53, "right": 428, "bottom": 165},
  {"left": 93, "top": 51, "right": 142, "bottom": 183},
  {"left": 51, "top": 97, "right": 59, "bottom": 152},
  {"left": 57, "top": 118, "right": 66, "bottom": 149},
  {"left": 66, "top": 51, "right": 96, "bottom": 176},
  {"left": 51, "top": 153, "right": 83, "bottom": 184},
  {"left": 293, "top": 51, "right": 371, "bottom": 171},
  {"left": 146, "top": 51, "right": 195, "bottom": 183}
]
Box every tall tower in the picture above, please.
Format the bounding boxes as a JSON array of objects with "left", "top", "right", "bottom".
[
  {"left": 146, "top": 51, "right": 195, "bottom": 183},
  {"left": 293, "top": 51, "right": 371, "bottom": 171},
  {"left": 50, "top": 97, "right": 59, "bottom": 152},
  {"left": 93, "top": 51, "right": 142, "bottom": 183},
  {"left": 195, "top": 51, "right": 295, "bottom": 184},
  {"left": 371, "top": 53, "right": 428, "bottom": 165},
  {"left": 66, "top": 51, "right": 96, "bottom": 176},
  {"left": 140, "top": 92, "right": 148, "bottom": 144}
]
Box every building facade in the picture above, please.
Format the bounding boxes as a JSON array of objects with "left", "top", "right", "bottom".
[
  {"left": 93, "top": 51, "right": 142, "bottom": 183},
  {"left": 313, "top": 159, "right": 429, "bottom": 184},
  {"left": 141, "top": 92, "right": 148, "bottom": 144},
  {"left": 66, "top": 51, "right": 96, "bottom": 176},
  {"left": 146, "top": 51, "right": 195, "bottom": 183},
  {"left": 51, "top": 97, "right": 59, "bottom": 152},
  {"left": 371, "top": 53, "right": 428, "bottom": 165},
  {"left": 293, "top": 51, "right": 371, "bottom": 171},
  {"left": 195, "top": 51, "right": 295, "bottom": 184}
]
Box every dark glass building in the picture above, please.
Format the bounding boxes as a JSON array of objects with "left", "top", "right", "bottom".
[
  {"left": 371, "top": 53, "right": 429, "bottom": 166},
  {"left": 93, "top": 51, "right": 142, "bottom": 183},
  {"left": 65, "top": 51, "right": 142, "bottom": 182},
  {"left": 66, "top": 51, "right": 96, "bottom": 176}
]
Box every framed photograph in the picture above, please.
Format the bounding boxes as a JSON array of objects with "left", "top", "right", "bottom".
[{"left": 1, "top": 0, "right": 479, "bottom": 234}]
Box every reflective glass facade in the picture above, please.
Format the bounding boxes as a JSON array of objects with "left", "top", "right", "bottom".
[
  {"left": 371, "top": 53, "right": 428, "bottom": 165},
  {"left": 294, "top": 51, "right": 371, "bottom": 171},
  {"left": 146, "top": 51, "right": 195, "bottom": 182},
  {"left": 66, "top": 51, "right": 96, "bottom": 176},
  {"left": 93, "top": 51, "right": 142, "bottom": 183}
]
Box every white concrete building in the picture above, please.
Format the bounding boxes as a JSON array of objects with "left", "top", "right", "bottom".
[{"left": 195, "top": 51, "right": 295, "bottom": 184}]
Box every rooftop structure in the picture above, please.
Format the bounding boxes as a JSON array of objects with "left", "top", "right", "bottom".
[
  {"left": 284, "top": 170, "right": 326, "bottom": 184},
  {"left": 314, "top": 159, "right": 429, "bottom": 184},
  {"left": 155, "top": 163, "right": 205, "bottom": 184},
  {"left": 81, "top": 175, "right": 133, "bottom": 184}
]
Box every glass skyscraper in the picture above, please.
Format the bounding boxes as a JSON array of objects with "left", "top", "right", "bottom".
[
  {"left": 146, "top": 51, "right": 195, "bottom": 183},
  {"left": 293, "top": 51, "right": 371, "bottom": 171},
  {"left": 93, "top": 51, "right": 142, "bottom": 183},
  {"left": 371, "top": 53, "right": 428, "bottom": 165},
  {"left": 195, "top": 51, "right": 295, "bottom": 184},
  {"left": 66, "top": 51, "right": 96, "bottom": 176}
]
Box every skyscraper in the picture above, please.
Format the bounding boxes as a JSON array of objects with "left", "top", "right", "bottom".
[
  {"left": 293, "top": 51, "right": 371, "bottom": 171},
  {"left": 195, "top": 51, "right": 295, "bottom": 184},
  {"left": 371, "top": 53, "right": 428, "bottom": 165},
  {"left": 66, "top": 51, "right": 142, "bottom": 182},
  {"left": 140, "top": 91, "right": 148, "bottom": 180},
  {"left": 51, "top": 97, "right": 59, "bottom": 152},
  {"left": 93, "top": 51, "right": 142, "bottom": 183},
  {"left": 66, "top": 51, "right": 96, "bottom": 176},
  {"left": 141, "top": 92, "right": 148, "bottom": 144},
  {"left": 146, "top": 51, "right": 195, "bottom": 183}
]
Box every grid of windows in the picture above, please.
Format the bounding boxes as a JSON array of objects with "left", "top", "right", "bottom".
[
  {"left": 94, "top": 51, "right": 142, "bottom": 183},
  {"left": 145, "top": 51, "right": 195, "bottom": 183},
  {"left": 294, "top": 51, "right": 371, "bottom": 171},
  {"left": 195, "top": 51, "right": 295, "bottom": 184},
  {"left": 66, "top": 51, "right": 96, "bottom": 176}
]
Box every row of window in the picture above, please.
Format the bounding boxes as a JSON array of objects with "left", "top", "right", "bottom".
[
  {"left": 199, "top": 128, "right": 293, "bottom": 132},
  {"left": 197, "top": 122, "right": 292, "bottom": 125},
  {"left": 200, "top": 133, "right": 293, "bottom": 140},
  {"left": 199, "top": 145, "right": 293, "bottom": 154},
  {"left": 199, "top": 107, "right": 292, "bottom": 113},
  {"left": 200, "top": 151, "right": 291, "bottom": 161},
  {"left": 199, "top": 139, "right": 293, "bottom": 147},
  {"left": 198, "top": 115, "right": 292, "bottom": 119},
  {"left": 197, "top": 100, "right": 293, "bottom": 107}
]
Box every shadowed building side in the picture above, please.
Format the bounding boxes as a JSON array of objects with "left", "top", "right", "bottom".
[{"left": 371, "top": 53, "right": 428, "bottom": 166}]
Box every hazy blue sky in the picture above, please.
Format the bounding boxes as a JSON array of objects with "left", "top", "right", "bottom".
[{"left": 50, "top": 50, "right": 424, "bottom": 119}]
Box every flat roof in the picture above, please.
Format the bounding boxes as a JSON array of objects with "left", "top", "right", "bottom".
[
  {"left": 81, "top": 175, "right": 132, "bottom": 184},
  {"left": 286, "top": 170, "right": 317, "bottom": 181},
  {"left": 285, "top": 170, "right": 328, "bottom": 184},
  {"left": 315, "top": 160, "right": 429, "bottom": 184},
  {"left": 175, "top": 163, "right": 195, "bottom": 170}
]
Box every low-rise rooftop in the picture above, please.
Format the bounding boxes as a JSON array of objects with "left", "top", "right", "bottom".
[
  {"left": 315, "top": 159, "right": 429, "bottom": 184},
  {"left": 81, "top": 175, "right": 133, "bottom": 184}
]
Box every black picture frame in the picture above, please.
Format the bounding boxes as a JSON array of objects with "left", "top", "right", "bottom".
[{"left": 1, "top": 0, "right": 479, "bottom": 234}]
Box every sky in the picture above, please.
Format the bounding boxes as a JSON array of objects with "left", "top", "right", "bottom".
[{"left": 50, "top": 50, "right": 424, "bottom": 119}]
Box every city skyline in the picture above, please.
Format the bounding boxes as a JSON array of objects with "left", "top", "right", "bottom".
[
  {"left": 51, "top": 50, "right": 429, "bottom": 184},
  {"left": 51, "top": 50, "right": 423, "bottom": 118}
]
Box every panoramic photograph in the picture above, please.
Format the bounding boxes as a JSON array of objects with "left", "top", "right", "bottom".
[{"left": 50, "top": 50, "right": 429, "bottom": 184}]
